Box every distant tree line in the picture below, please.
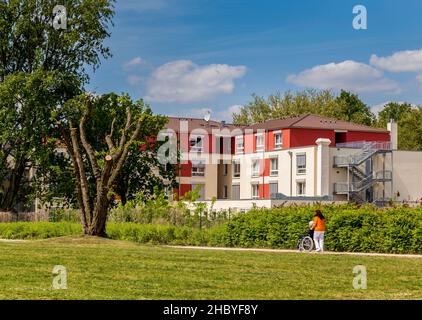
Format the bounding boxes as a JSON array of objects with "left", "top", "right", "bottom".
[{"left": 232, "top": 89, "right": 421, "bottom": 150}]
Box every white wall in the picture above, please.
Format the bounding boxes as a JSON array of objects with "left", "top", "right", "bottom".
[{"left": 393, "top": 151, "right": 422, "bottom": 202}]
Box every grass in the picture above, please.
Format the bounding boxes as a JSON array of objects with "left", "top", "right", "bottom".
[{"left": 1, "top": 236, "right": 422, "bottom": 300}]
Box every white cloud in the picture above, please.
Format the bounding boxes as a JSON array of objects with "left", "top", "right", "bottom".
[
  {"left": 126, "top": 75, "right": 143, "bottom": 86},
  {"left": 417, "top": 74, "right": 422, "bottom": 84},
  {"left": 169, "top": 105, "right": 243, "bottom": 122},
  {"left": 217, "top": 105, "right": 243, "bottom": 121},
  {"left": 145, "top": 60, "right": 247, "bottom": 103},
  {"left": 370, "top": 49, "right": 422, "bottom": 72},
  {"left": 372, "top": 101, "right": 418, "bottom": 114},
  {"left": 123, "top": 57, "right": 147, "bottom": 70},
  {"left": 286, "top": 60, "right": 400, "bottom": 93},
  {"left": 371, "top": 101, "right": 393, "bottom": 114}
]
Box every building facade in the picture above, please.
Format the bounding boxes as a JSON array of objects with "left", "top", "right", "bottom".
[{"left": 165, "top": 114, "right": 422, "bottom": 207}]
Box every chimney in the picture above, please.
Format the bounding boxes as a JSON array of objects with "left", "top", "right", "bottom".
[
  {"left": 220, "top": 120, "right": 226, "bottom": 128},
  {"left": 387, "top": 120, "right": 398, "bottom": 150}
]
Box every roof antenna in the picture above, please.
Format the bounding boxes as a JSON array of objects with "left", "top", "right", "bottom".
[{"left": 204, "top": 110, "right": 211, "bottom": 123}]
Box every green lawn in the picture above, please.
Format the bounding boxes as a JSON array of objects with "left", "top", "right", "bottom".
[{"left": 0, "top": 236, "right": 421, "bottom": 300}]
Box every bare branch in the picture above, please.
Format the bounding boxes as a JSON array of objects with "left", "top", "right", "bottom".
[
  {"left": 79, "top": 98, "right": 101, "bottom": 181},
  {"left": 105, "top": 117, "right": 116, "bottom": 150},
  {"left": 108, "top": 116, "right": 145, "bottom": 188},
  {"left": 117, "top": 107, "right": 132, "bottom": 150},
  {"left": 69, "top": 124, "right": 93, "bottom": 223},
  {"left": 61, "top": 133, "right": 88, "bottom": 231}
]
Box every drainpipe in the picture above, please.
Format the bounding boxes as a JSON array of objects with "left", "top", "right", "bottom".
[
  {"left": 347, "top": 164, "right": 350, "bottom": 202},
  {"left": 288, "top": 151, "right": 293, "bottom": 196},
  {"left": 262, "top": 129, "right": 266, "bottom": 199}
]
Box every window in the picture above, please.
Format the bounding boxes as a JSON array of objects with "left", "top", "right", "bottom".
[
  {"left": 222, "top": 137, "right": 231, "bottom": 154},
  {"left": 232, "top": 185, "right": 240, "bottom": 200},
  {"left": 297, "top": 181, "right": 306, "bottom": 196},
  {"left": 223, "top": 163, "right": 228, "bottom": 176},
  {"left": 192, "top": 184, "right": 205, "bottom": 200},
  {"left": 252, "top": 184, "right": 260, "bottom": 199},
  {"left": 255, "top": 134, "right": 264, "bottom": 151},
  {"left": 235, "top": 136, "right": 244, "bottom": 154},
  {"left": 233, "top": 160, "right": 240, "bottom": 178},
  {"left": 190, "top": 135, "right": 204, "bottom": 152},
  {"left": 274, "top": 131, "right": 282, "bottom": 149},
  {"left": 252, "top": 159, "right": 260, "bottom": 177},
  {"left": 191, "top": 160, "right": 205, "bottom": 177},
  {"left": 269, "top": 183, "right": 278, "bottom": 198},
  {"left": 223, "top": 185, "right": 228, "bottom": 199},
  {"left": 270, "top": 157, "right": 278, "bottom": 176},
  {"left": 297, "top": 154, "right": 306, "bottom": 174}
]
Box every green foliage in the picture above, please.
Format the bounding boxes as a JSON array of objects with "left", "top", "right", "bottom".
[
  {"left": 223, "top": 204, "right": 422, "bottom": 253},
  {"left": 58, "top": 93, "right": 175, "bottom": 210},
  {"left": 232, "top": 89, "right": 375, "bottom": 126},
  {"left": 108, "top": 188, "right": 228, "bottom": 228},
  {"left": 0, "top": 222, "right": 81, "bottom": 239},
  {"left": 0, "top": 0, "right": 115, "bottom": 82},
  {"left": 377, "top": 102, "right": 413, "bottom": 127},
  {"left": 334, "top": 90, "right": 375, "bottom": 126},
  {"left": 395, "top": 107, "right": 422, "bottom": 151},
  {"left": 48, "top": 208, "right": 80, "bottom": 223},
  {"left": 3, "top": 204, "right": 422, "bottom": 254},
  {"left": 0, "top": 0, "right": 115, "bottom": 210}
]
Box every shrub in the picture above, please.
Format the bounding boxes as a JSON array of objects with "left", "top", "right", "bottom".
[
  {"left": 2, "top": 204, "right": 422, "bottom": 254},
  {"left": 223, "top": 204, "right": 422, "bottom": 253},
  {"left": 0, "top": 222, "right": 82, "bottom": 239}
]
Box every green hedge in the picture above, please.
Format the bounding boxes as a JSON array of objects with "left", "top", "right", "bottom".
[
  {"left": 2, "top": 205, "right": 422, "bottom": 253},
  {"left": 222, "top": 205, "right": 422, "bottom": 253},
  {"left": 0, "top": 222, "right": 82, "bottom": 239}
]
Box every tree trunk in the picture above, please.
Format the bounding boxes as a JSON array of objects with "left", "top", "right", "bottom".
[
  {"left": 0, "top": 159, "right": 26, "bottom": 212},
  {"left": 86, "top": 194, "right": 109, "bottom": 236}
]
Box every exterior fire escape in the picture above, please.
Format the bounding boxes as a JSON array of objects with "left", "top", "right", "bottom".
[{"left": 333, "top": 141, "right": 393, "bottom": 205}]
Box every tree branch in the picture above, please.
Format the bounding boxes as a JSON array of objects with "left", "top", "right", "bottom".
[
  {"left": 61, "top": 131, "right": 89, "bottom": 231},
  {"left": 108, "top": 116, "right": 145, "bottom": 188},
  {"left": 79, "top": 98, "right": 101, "bottom": 181},
  {"left": 69, "top": 123, "right": 93, "bottom": 223},
  {"left": 105, "top": 117, "right": 116, "bottom": 150}
]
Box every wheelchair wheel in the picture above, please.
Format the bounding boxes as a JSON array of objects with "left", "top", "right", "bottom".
[{"left": 299, "top": 236, "right": 314, "bottom": 252}]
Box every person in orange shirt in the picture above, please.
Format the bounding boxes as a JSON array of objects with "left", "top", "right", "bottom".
[{"left": 311, "top": 209, "right": 326, "bottom": 252}]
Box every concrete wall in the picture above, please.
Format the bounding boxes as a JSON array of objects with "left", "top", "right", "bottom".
[
  {"left": 393, "top": 150, "right": 422, "bottom": 202},
  {"left": 193, "top": 199, "right": 347, "bottom": 212}
]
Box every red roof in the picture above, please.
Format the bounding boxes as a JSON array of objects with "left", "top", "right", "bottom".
[{"left": 165, "top": 114, "right": 388, "bottom": 134}]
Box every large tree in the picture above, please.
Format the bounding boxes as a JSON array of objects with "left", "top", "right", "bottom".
[
  {"left": 57, "top": 93, "right": 170, "bottom": 236},
  {"left": 0, "top": 70, "right": 78, "bottom": 210},
  {"left": 232, "top": 89, "right": 375, "bottom": 126},
  {"left": 377, "top": 102, "right": 413, "bottom": 127},
  {"left": 0, "top": 0, "right": 114, "bottom": 211}
]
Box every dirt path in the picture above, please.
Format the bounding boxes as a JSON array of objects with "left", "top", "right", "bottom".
[
  {"left": 0, "top": 239, "right": 27, "bottom": 243},
  {"left": 168, "top": 245, "right": 422, "bottom": 259}
]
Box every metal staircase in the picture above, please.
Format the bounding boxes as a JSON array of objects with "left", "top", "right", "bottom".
[{"left": 333, "top": 141, "right": 392, "bottom": 204}]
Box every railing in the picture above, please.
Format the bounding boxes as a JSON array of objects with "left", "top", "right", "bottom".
[
  {"left": 334, "top": 170, "right": 392, "bottom": 193},
  {"left": 336, "top": 141, "right": 391, "bottom": 150},
  {"left": 334, "top": 141, "right": 392, "bottom": 166}
]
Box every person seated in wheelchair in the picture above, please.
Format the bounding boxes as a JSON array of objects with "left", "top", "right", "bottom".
[{"left": 307, "top": 220, "right": 315, "bottom": 238}]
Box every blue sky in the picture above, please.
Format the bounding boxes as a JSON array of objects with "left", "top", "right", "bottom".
[{"left": 87, "top": 0, "right": 422, "bottom": 121}]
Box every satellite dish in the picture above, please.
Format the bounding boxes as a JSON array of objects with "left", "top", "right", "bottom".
[{"left": 204, "top": 110, "right": 211, "bottom": 122}]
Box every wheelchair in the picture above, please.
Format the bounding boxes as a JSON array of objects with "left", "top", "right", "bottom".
[{"left": 297, "top": 230, "right": 314, "bottom": 252}]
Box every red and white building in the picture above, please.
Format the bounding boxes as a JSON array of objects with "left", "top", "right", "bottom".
[{"left": 164, "top": 114, "right": 422, "bottom": 210}]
